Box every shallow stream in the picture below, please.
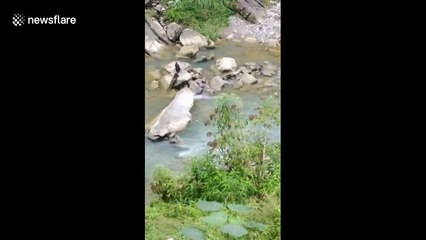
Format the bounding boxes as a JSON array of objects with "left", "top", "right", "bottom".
[{"left": 145, "top": 42, "right": 281, "bottom": 204}]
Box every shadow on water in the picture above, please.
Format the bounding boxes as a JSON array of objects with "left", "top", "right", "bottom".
[{"left": 145, "top": 42, "right": 281, "bottom": 204}]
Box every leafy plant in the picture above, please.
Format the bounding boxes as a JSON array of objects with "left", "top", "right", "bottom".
[
  {"left": 179, "top": 200, "right": 266, "bottom": 239},
  {"left": 162, "top": 0, "right": 237, "bottom": 40},
  {"left": 180, "top": 227, "right": 205, "bottom": 240}
]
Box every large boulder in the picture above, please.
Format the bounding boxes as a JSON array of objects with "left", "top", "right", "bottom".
[
  {"left": 234, "top": 0, "right": 265, "bottom": 24},
  {"left": 188, "top": 81, "right": 203, "bottom": 94},
  {"left": 164, "top": 61, "right": 191, "bottom": 74},
  {"left": 166, "top": 22, "right": 183, "bottom": 42},
  {"left": 215, "top": 57, "right": 238, "bottom": 72},
  {"left": 146, "top": 87, "right": 195, "bottom": 140},
  {"left": 240, "top": 72, "right": 257, "bottom": 85},
  {"left": 145, "top": 16, "right": 173, "bottom": 45},
  {"left": 179, "top": 28, "right": 209, "bottom": 48},
  {"left": 159, "top": 74, "right": 174, "bottom": 90},
  {"left": 177, "top": 70, "right": 192, "bottom": 82},
  {"left": 209, "top": 76, "right": 228, "bottom": 91},
  {"left": 145, "top": 22, "right": 165, "bottom": 55}
]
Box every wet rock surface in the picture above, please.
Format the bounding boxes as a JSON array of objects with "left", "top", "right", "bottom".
[
  {"left": 220, "top": 1, "right": 281, "bottom": 45},
  {"left": 146, "top": 58, "right": 279, "bottom": 142}
]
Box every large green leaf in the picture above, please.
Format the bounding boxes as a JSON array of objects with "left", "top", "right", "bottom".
[
  {"left": 201, "top": 212, "right": 228, "bottom": 226},
  {"left": 227, "top": 203, "right": 252, "bottom": 213},
  {"left": 180, "top": 227, "right": 205, "bottom": 240},
  {"left": 244, "top": 221, "right": 267, "bottom": 231},
  {"left": 196, "top": 200, "right": 223, "bottom": 212},
  {"left": 220, "top": 223, "right": 248, "bottom": 238}
]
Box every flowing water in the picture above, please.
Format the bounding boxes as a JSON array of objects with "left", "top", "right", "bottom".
[{"left": 145, "top": 42, "right": 281, "bottom": 204}]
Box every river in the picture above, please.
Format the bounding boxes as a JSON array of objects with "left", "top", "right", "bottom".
[{"left": 145, "top": 42, "right": 281, "bottom": 204}]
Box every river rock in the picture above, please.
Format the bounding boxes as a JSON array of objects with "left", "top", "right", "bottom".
[
  {"left": 179, "top": 28, "right": 209, "bottom": 48},
  {"left": 233, "top": 79, "right": 244, "bottom": 89},
  {"left": 159, "top": 74, "right": 173, "bottom": 90},
  {"left": 145, "top": 40, "right": 165, "bottom": 55},
  {"left": 261, "top": 62, "right": 278, "bottom": 76},
  {"left": 164, "top": 61, "right": 191, "bottom": 74},
  {"left": 188, "top": 80, "right": 203, "bottom": 94},
  {"left": 166, "top": 22, "right": 183, "bottom": 42},
  {"left": 240, "top": 72, "right": 257, "bottom": 85},
  {"left": 236, "top": 66, "right": 249, "bottom": 74},
  {"left": 145, "top": 23, "right": 165, "bottom": 55},
  {"left": 209, "top": 76, "right": 228, "bottom": 91},
  {"left": 206, "top": 39, "right": 216, "bottom": 49},
  {"left": 192, "top": 67, "right": 203, "bottom": 75},
  {"left": 234, "top": 0, "right": 265, "bottom": 23},
  {"left": 215, "top": 57, "right": 237, "bottom": 72},
  {"left": 192, "top": 54, "right": 214, "bottom": 63},
  {"left": 222, "top": 71, "right": 237, "bottom": 80},
  {"left": 153, "top": 4, "right": 164, "bottom": 13},
  {"left": 145, "top": 16, "right": 173, "bottom": 45},
  {"left": 146, "top": 87, "right": 195, "bottom": 140},
  {"left": 179, "top": 45, "right": 199, "bottom": 58},
  {"left": 177, "top": 70, "right": 192, "bottom": 82}
]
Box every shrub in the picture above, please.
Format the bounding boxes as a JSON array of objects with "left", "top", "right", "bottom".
[{"left": 151, "top": 94, "right": 281, "bottom": 203}]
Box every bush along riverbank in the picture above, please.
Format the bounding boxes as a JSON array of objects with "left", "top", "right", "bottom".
[{"left": 145, "top": 94, "right": 281, "bottom": 240}]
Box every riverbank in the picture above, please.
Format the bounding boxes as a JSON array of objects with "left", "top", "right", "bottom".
[{"left": 145, "top": 0, "right": 281, "bottom": 56}]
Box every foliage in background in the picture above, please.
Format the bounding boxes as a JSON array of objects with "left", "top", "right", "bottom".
[{"left": 162, "top": 0, "right": 236, "bottom": 40}]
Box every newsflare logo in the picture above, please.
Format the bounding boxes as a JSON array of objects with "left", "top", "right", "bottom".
[
  {"left": 12, "top": 13, "right": 77, "bottom": 27},
  {"left": 12, "top": 14, "right": 25, "bottom": 26}
]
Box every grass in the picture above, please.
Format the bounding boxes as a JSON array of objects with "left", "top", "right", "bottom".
[
  {"left": 145, "top": 195, "right": 281, "bottom": 240},
  {"left": 163, "top": 0, "right": 237, "bottom": 40}
]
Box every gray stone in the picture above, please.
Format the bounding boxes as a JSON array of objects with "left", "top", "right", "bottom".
[
  {"left": 159, "top": 74, "right": 173, "bottom": 90},
  {"left": 209, "top": 76, "right": 227, "bottom": 91},
  {"left": 179, "top": 45, "right": 199, "bottom": 58},
  {"left": 177, "top": 70, "right": 192, "bottom": 82},
  {"left": 179, "top": 28, "right": 209, "bottom": 48},
  {"left": 146, "top": 88, "right": 194, "bottom": 140},
  {"left": 166, "top": 22, "right": 183, "bottom": 42},
  {"left": 215, "top": 57, "right": 237, "bottom": 72},
  {"left": 206, "top": 39, "right": 216, "bottom": 49},
  {"left": 164, "top": 61, "right": 191, "bottom": 74},
  {"left": 188, "top": 80, "right": 203, "bottom": 94},
  {"left": 240, "top": 72, "right": 257, "bottom": 85}
]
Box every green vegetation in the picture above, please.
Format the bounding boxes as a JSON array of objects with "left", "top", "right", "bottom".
[
  {"left": 162, "top": 0, "right": 237, "bottom": 40},
  {"left": 146, "top": 94, "right": 281, "bottom": 239}
]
